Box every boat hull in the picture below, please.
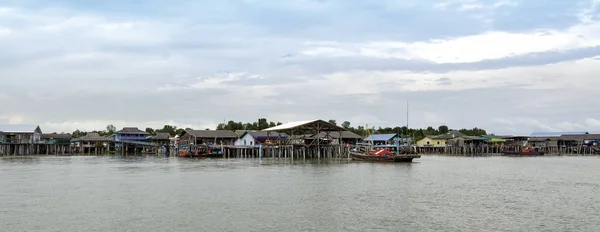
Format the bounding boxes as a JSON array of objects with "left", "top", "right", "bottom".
[
  {"left": 350, "top": 152, "right": 420, "bottom": 162},
  {"left": 178, "top": 153, "right": 223, "bottom": 158},
  {"left": 501, "top": 151, "right": 545, "bottom": 157},
  {"left": 200, "top": 154, "right": 224, "bottom": 158}
]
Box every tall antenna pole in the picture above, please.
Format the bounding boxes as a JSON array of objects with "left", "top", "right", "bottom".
[{"left": 406, "top": 100, "right": 409, "bottom": 129}]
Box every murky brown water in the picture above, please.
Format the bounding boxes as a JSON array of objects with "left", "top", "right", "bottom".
[{"left": 1, "top": 156, "right": 599, "bottom": 231}]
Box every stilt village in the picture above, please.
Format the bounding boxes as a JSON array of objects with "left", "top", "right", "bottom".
[{"left": 1, "top": 119, "right": 599, "bottom": 157}]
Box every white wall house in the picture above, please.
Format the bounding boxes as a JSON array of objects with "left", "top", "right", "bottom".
[
  {"left": 235, "top": 132, "right": 257, "bottom": 146},
  {"left": 234, "top": 131, "right": 288, "bottom": 146}
]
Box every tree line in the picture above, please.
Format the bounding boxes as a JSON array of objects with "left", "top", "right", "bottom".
[
  {"left": 216, "top": 118, "right": 283, "bottom": 131},
  {"left": 69, "top": 118, "right": 487, "bottom": 141},
  {"left": 330, "top": 120, "right": 486, "bottom": 141}
]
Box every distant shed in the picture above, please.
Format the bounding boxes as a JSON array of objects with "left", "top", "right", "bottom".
[
  {"left": 363, "top": 134, "right": 397, "bottom": 145},
  {"left": 530, "top": 132, "right": 588, "bottom": 137}
]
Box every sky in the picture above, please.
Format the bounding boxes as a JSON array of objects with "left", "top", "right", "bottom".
[{"left": 1, "top": 0, "right": 600, "bottom": 135}]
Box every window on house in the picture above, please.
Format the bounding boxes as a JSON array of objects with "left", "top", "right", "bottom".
[
  {"left": 250, "top": 141, "right": 253, "bottom": 145},
  {"left": 427, "top": 141, "right": 430, "bottom": 145},
  {"left": 437, "top": 142, "right": 440, "bottom": 145},
  {"left": 244, "top": 140, "right": 247, "bottom": 145}
]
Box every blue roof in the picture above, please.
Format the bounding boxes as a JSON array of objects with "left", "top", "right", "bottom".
[
  {"left": 530, "top": 132, "right": 588, "bottom": 137},
  {"left": 363, "top": 134, "right": 397, "bottom": 141}
]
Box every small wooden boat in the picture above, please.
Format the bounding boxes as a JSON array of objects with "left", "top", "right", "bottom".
[
  {"left": 350, "top": 144, "right": 420, "bottom": 163},
  {"left": 178, "top": 151, "right": 202, "bottom": 158},
  {"left": 178, "top": 146, "right": 224, "bottom": 158},
  {"left": 501, "top": 151, "right": 545, "bottom": 156},
  {"left": 350, "top": 151, "right": 420, "bottom": 162},
  {"left": 199, "top": 149, "right": 224, "bottom": 158},
  {"left": 502, "top": 147, "right": 545, "bottom": 157}
]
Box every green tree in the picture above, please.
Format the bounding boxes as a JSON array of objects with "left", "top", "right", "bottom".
[
  {"left": 342, "top": 121, "right": 351, "bottom": 129},
  {"left": 425, "top": 126, "right": 437, "bottom": 135},
  {"left": 106, "top": 124, "right": 116, "bottom": 135},
  {"left": 72, "top": 130, "right": 86, "bottom": 138},
  {"left": 438, "top": 125, "right": 449, "bottom": 134},
  {"left": 145, "top": 127, "right": 155, "bottom": 135},
  {"left": 226, "top": 120, "right": 238, "bottom": 130},
  {"left": 157, "top": 125, "right": 177, "bottom": 136},
  {"left": 400, "top": 126, "right": 409, "bottom": 136},
  {"left": 243, "top": 123, "right": 256, "bottom": 130},
  {"left": 328, "top": 119, "right": 337, "bottom": 125},
  {"left": 257, "top": 118, "right": 269, "bottom": 130}
]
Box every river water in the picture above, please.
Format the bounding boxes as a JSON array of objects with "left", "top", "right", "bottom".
[{"left": 1, "top": 155, "right": 599, "bottom": 232}]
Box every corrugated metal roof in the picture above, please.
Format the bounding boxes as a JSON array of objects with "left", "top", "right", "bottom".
[
  {"left": 559, "top": 134, "right": 600, "bottom": 141},
  {"left": 292, "top": 131, "right": 362, "bottom": 139},
  {"left": 72, "top": 133, "right": 113, "bottom": 141},
  {"left": 363, "top": 134, "right": 397, "bottom": 141},
  {"left": 262, "top": 119, "right": 346, "bottom": 132},
  {"left": 245, "top": 131, "right": 287, "bottom": 138},
  {"left": 149, "top": 133, "right": 171, "bottom": 140},
  {"left": 185, "top": 130, "right": 238, "bottom": 138},
  {"left": 117, "top": 127, "right": 147, "bottom": 134},
  {"left": 530, "top": 132, "right": 588, "bottom": 137},
  {"left": 262, "top": 120, "right": 319, "bottom": 131},
  {"left": 41, "top": 134, "right": 72, "bottom": 139},
  {"left": 0, "top": 125, "right": 41, "bottom": 133}
]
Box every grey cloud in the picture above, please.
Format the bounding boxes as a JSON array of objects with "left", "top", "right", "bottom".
[
  {"left": 436, "top": 77, "right": 452, "bottom": 85},
  {"left": 279, "top": 46, "right": 600, "bottom": 74},
  {"left": 2, "top": 1, "right": 600, "bottom": 134}
]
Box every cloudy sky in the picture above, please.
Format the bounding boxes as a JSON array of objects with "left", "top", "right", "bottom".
[{"left": 1, "top": 0, "right": 600, "bottom": 135}]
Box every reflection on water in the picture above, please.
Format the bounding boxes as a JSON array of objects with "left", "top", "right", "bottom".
[{"left": 1, "top": 155, "right": 600, "bottom": 231}]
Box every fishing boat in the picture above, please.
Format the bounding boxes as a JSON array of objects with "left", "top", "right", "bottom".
[
  {"left": 200, "top": 148, "right": 224, "bottom": 158},
  {"left": 178, "top": 145, "right": 224, "bottom": 158},
  {"left": 350, "top": 149, "right": 420, "bottom": 162},
  {"left": 177, "top": 145, "right": 193, "bottom": 157},
  {"left": 350, "top": 128, "right": 420, "bottom": 163},
  {"left": 349, "top": 103, "right": 420, "bottom": 163},
  {"left": 502, "top": 147, "right": 545, "bottom": 157}
]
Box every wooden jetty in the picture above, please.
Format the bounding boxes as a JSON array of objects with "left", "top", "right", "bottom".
[
  {"left": 172, "top": 120, "right": 356, "bottom": 160},
  {"left": 0, "top": 144, "right": 74, "bottom": 156},
  {"left": 416, "top": 145, "right": 599, "bottom": 156}
]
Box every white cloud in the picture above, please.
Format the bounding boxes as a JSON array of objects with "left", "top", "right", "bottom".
[
  {"left": 0, "top": 7, "right": 13, "bottom": 14},
  {"left": 579, "top": 0, "right": 600, "bottom": 23},
  {"left": 158, "top": 72, "right": 280, "bottom": 106},
  {"left": 459, "top": 4, "right": 484, "bottom": 11},
  {"left": 189, "top": 72, "right": 263, "bottom": 90},
  {"left": 493, "top": 0, "right": 518, "bottom": 8},
  {"left": 585, "top": 118, "right": 600, "bottom": 127},
  {"left": 434, "top": 0, "right": 516, "bottom": 11},
  {"left": 300, "top": 21, "right": 600, "bottom": 63},
  {"left": 490, "top": 117, "right": 600, "bottom": 135},
  {"left": 0, "top": 27, "right": 10, "bottom": 36},
  {"left": 8, "top": 116, "right": 25, "bottom": 124},
  {"left": 286, "top": 56, "right": 600, "bottom": 95}
]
